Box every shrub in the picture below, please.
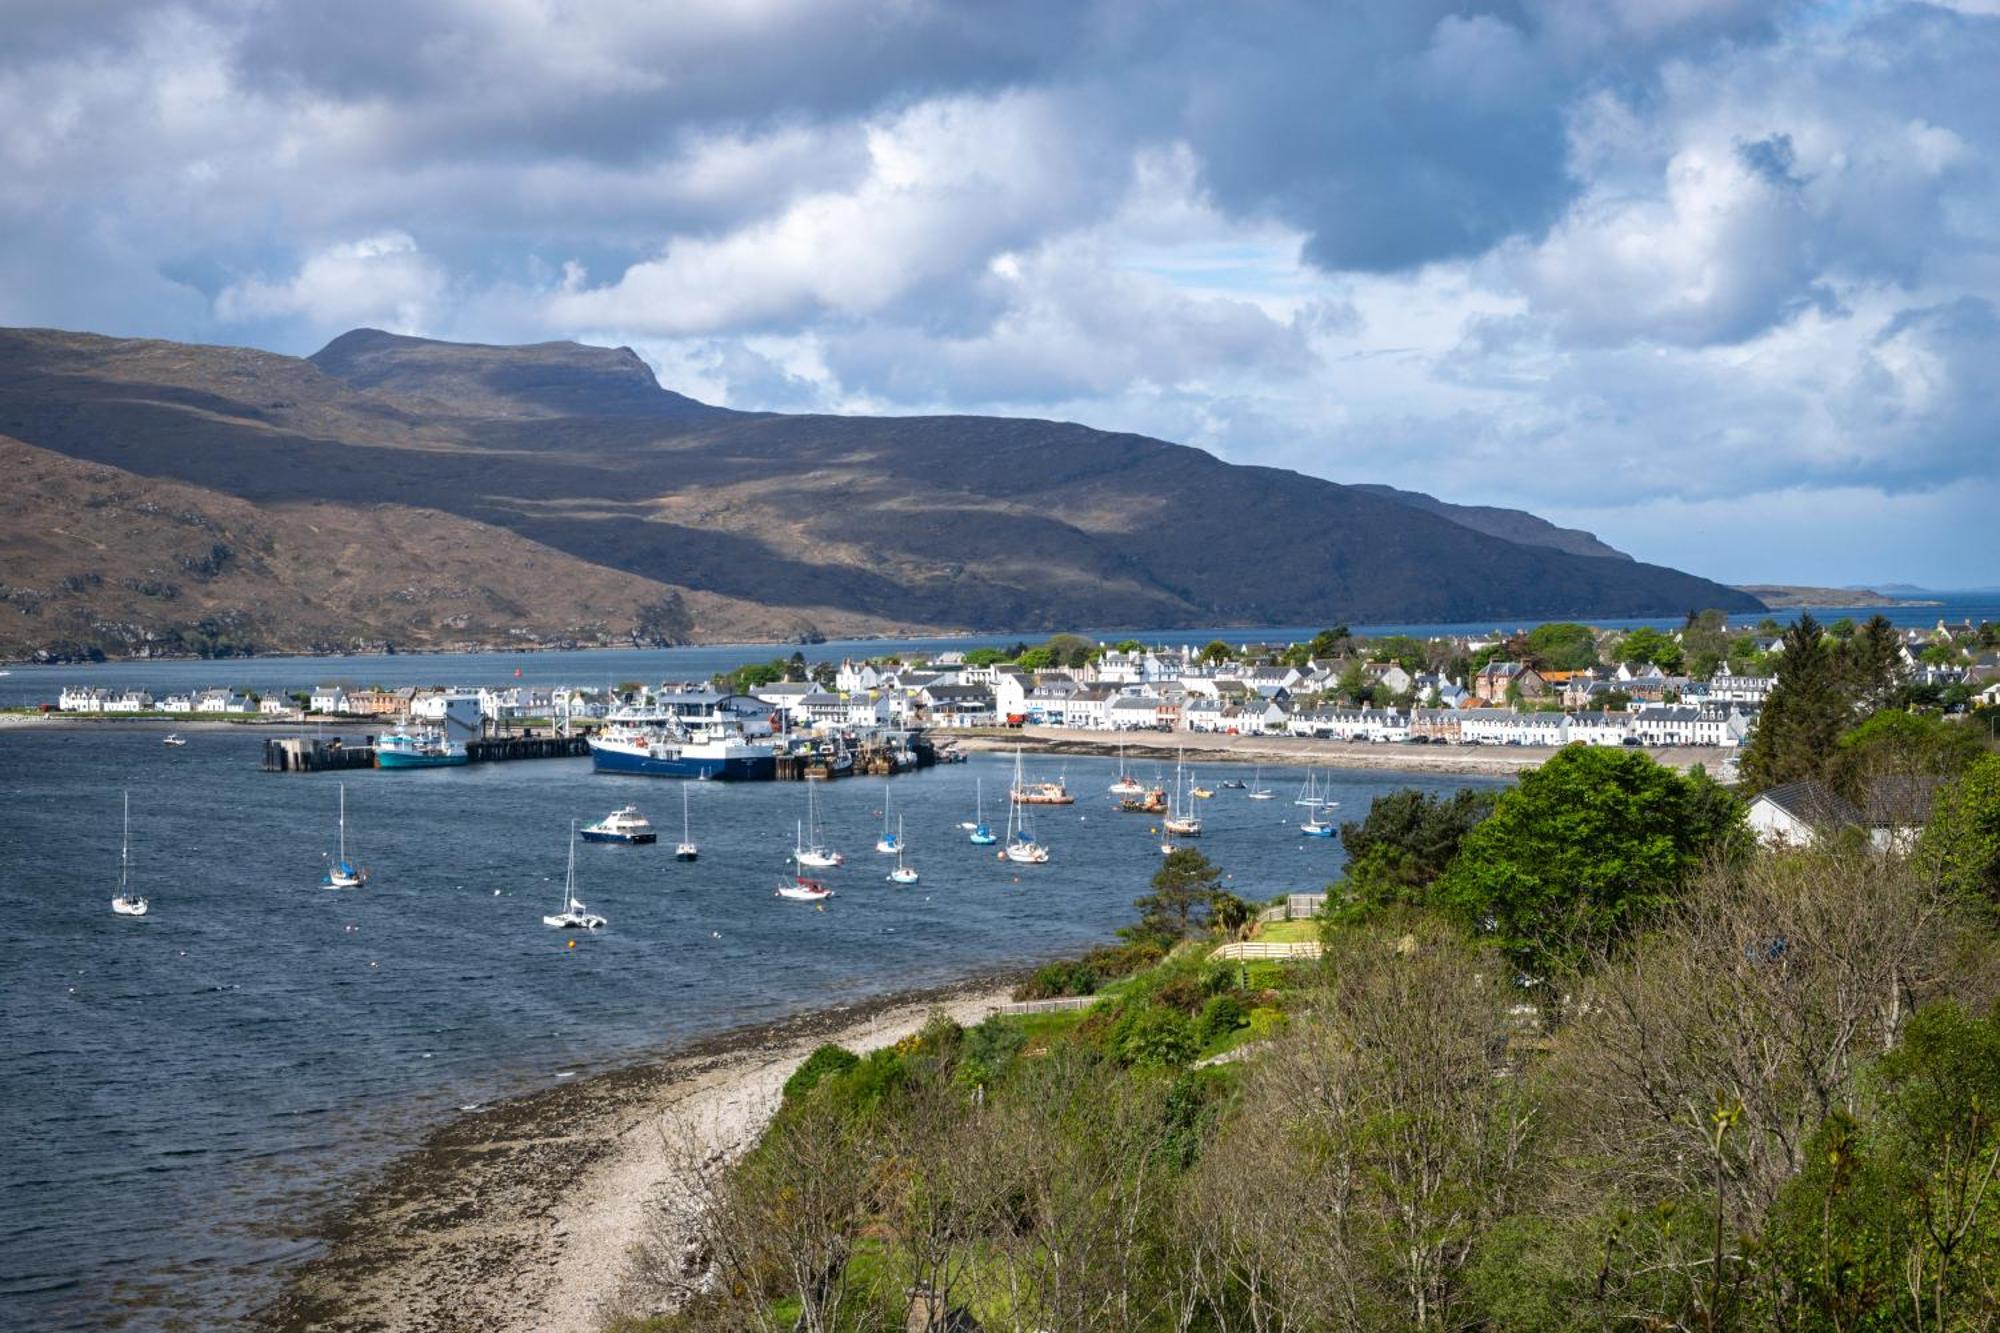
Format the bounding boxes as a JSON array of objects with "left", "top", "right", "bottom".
[
  {"left": 783, "top": 1043, "right": 858, "bottom": 1100},
  {"left": 1199, "top": 993, "right": 1249, "bottom": 1044},
  {"left": 1115, "top": 1007, "right": 1199, "bottom": 1069}
]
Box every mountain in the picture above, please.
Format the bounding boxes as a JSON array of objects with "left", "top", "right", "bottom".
[
  {"left": 0, "top": 326, "right": 1762, "bottom": 659},
  {"left": 0, "top": 435, "right": 901, "bottom": 661},
  {"left": 1350, "top": 483, "right": 1632, "bottom": 561}
]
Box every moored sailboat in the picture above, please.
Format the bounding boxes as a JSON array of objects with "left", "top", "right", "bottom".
[
  {"left": 887, "top": 818, "right": 919, "bottom": 885},
  {"left": 323, "top": 783, "right": 369, "bottom": 887},
  {"left": 1003, "top": 749, "right": 1051, "bottom": 864},
  {"left": 542, "top": 821, "right": 606, "bottom": 928},
  {"left": 675, "top": 786, "right": 698, "bottom": 862},
  {"left": 110, "top": 792, "right": 149, "bottom": 917},
  {"left": 792, "top": 778, "right": 842, "bottom": 868},
  {"left": 968, "top": 778, "right": 997, "bottom": 845}
]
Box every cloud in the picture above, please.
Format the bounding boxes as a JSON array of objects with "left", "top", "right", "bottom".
[
  {"left": 214, "top": 232, "right": 446, "bottom": 333},
  {"left": 0, "top": 0, "right": 1996, "bottom": 583}
]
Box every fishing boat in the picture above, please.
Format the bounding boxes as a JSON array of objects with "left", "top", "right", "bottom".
[
  {"left": 1190, "top": 779, "right": 1214, "bottom": 799},
  {"left": 1003, "top": 750, "right": 1051, "bottom": 864},
  {"left": 1119, "top": 782, "right": 1168, "bottom": 814},
  {"left": 1245, "top": 768, "right": 1274, "bottom": 800},
  {"left": 1108, "top": 744, "right": 1144, "bottom": 796},
  {"left": 322, "top": 783, "right": 369, "bottom": 887},
  {"left": 777, "top": 874, "right": 834, "bottom": 902},
  {"left": 542, "top": 822, "right": 607, "bottom": 928},
  {"left": 875, "top": 790, "right": 901, "bottom": 855},
  {"left": 161, "top": 733, "right": 186, "bottom": 747},
  {"left": 792, "top": 779, "right": 842, "bottom": 868},
  {"left": 376, "top": 726, "right": 468, "bottom": 769},
  {"left": 588, "top": 717, "right": 778, "bottom": 780},
  {"left": 580, "top": 805, "right": 656, "bottom": 845},
  {"left": 110, "top": 792, "right": 149, "bottom": 917},
  {"left": 675, "top": 787, "right": 698, "bottom": 862},
  {"left": 1009, "top": 761, "right": 1075, "bottom": 805},
  {"left": 886, "top": 818, "right": 919, "bottom": 885},
  {"left": 968, "top": 778, "right": 997, "bottom": 845}
]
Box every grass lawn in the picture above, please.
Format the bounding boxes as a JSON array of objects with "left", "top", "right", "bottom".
[{"left": 1253, "top": 918, "right": 1321, "bottom": 943}]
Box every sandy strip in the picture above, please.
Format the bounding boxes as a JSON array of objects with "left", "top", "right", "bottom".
[
  {"left": 256, "top": 976, "right": 1020, "bottom": 1333},
  {"left": 952, "top": 725, "right": 1729, "bottom": 776}
]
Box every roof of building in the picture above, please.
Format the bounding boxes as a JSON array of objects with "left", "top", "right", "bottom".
[{"left": 1752, "top": 780, "right": 1864, "bottom": 831}]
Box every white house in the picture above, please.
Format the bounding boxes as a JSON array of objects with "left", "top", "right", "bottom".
[
  {"left": 1748, "top": 781, "right": 1863, "bottom": 848},
  {"left": 105, "top": 689, "right": 154, "bottom": 713},
  {"left": 309, "top": 684, "right": 350, "bottom": 715},
  {"left": 259, "top": 695, "right": 293, "bottom": 716}
]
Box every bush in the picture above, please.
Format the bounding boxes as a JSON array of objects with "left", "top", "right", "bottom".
[
  {"left": 1198, "top": 993, "right": 1249, "bottom": 1044},
  {"left": 1245, "top": 1005, "right": 1289, "bottom": 1041},
  {"left": 1114, "top": 1006, "right": 1199, "bottom": 1069},
  {"left": 1015, "top": 958, "right": 1101, "bottom": 1001},
  {"left": 783, "top": 1043, "right": 859, "bottom": 1100}
]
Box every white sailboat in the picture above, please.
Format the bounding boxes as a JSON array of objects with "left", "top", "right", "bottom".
[
  {"left": 110, "top": 791, "right": 149, "bottom": 917},
  {"left": 968, "top": 777, "right": 997, "bottom": 845},
  {"left": 543, "top": 821, "right": 606, "bottom": 928},
  {"left": 792, "top": 779, "right": 842, "bottom": 868},
  {"left": 1246, "top": 766, "right": 1274, "bottom": 800},
  {"left": 675, "top": 786, "right": 699, "bottom": 862},
  {"left": 322, "top": 782, "right": 368, "bottom": 888},
  {"left": 875, "top": 789, "right": 900, "bottom": 855},
  {"left": 1004, "top": 749, "right": 1050, "bottom": 864},
  {"left": 1108, "top": 743, "right": 1143, "bottom": 796},
  {"left": 1162, "top": 752, "right": 1203, "bottom": 837},
  {"left": 887, "top": 817, "right": 919, "bottom": 884},
  {"left": 1294, "top": 768, "right": 1323, "bottom": 807}
]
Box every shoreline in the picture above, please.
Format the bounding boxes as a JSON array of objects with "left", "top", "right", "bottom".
[
  {"left": 953, "top": 725, "right": 1732, "bottom": 776},
  {"left": 254, "top": 971, "right": 1025, "bottom": 1333}
]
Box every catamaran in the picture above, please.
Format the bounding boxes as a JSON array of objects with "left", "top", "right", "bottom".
[
  {"left": 1004, "top": 750, "right": 1051, "bottom": 863},
  {"left": 887, "top": 818, "right": 919, "bottom": 885},
  {"left": 792, "top": 778, "right": 842, "bottom": 868},
  {"left": 675, "top": 786, "right": 699, "bottom": 862},
  {"left": 111, "top": 792, "right": 149, "bottom": 917},
  {"left": 875, "top": 790, "right": 901, "bottom": 855},
  {"left": 1108, "top": 744, "right": 1143, "bottom": 796},
  {"left": 542, "top": 822, "right": 607, "bottom": 929},
  {"left": 323, "top": 783, "right": 369, "bottom": 887},
  {"left": 967, "top": 778, "right": 997, "bottom": 845}
]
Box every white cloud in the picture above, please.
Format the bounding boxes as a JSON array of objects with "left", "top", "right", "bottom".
[{"left": 214, "top": 232, "right": 446, "bottom": 333}]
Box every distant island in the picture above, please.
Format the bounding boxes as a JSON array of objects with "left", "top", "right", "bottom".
[{"left": 1733, "top": 583, "right": 1943, "bottom": 609}]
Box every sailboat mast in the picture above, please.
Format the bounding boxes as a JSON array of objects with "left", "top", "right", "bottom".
[
  {"left": 338, "top": 783, "right": 347, "bottom": 862},
  {"left": 120, "top": 790, "right": 130, "bottom": 894},
  {"left": 682, "top": 785, "right": 691, "bottom": 843},
  {"left": 566, "top": 820, "right": 577, "bottom": 909}
]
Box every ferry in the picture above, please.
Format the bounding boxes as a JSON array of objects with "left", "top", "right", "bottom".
[
  {"left": 376, "top": 727, "right": 468, "bottom": 769},
  {"left": 588, "top": 719, "right": 778, "bottom": 781},
  {"left": 580, "top": 806, "right": 657, "bottom": 844}
]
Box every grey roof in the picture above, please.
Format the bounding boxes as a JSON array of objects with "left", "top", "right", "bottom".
[{"left": 1754, "top": 781, "right": 1863, "bottom": 830}]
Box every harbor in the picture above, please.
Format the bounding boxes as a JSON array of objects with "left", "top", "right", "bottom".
[{"left": 259, "top": 728, "right": 940, "bottom": 776}]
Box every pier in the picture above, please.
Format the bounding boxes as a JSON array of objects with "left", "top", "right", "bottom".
[{"left": 262, "top": 735, "right": 590, "bottom": 772}]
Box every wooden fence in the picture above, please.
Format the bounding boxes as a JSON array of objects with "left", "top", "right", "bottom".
[
  {"left": 1210, "top": 940, "right": 1324, "bottom": 962},
  {"left": 993, "top": 995, "right": 1101, "bottom": 1016}
]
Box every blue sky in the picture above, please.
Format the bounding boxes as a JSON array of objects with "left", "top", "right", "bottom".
[{"left": 1, "top": 0, "right": 1995, "bottom": 587}]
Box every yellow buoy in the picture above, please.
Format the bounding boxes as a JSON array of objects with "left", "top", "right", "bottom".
[{"left": 567, "top": 938, "right": 576, "bottom": 949}]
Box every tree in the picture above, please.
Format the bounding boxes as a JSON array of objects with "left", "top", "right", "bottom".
[
  {"left": 1922, "top": 753, "right": 2000, "bottom": 909},
  {"left": 1199, "top": 639, "right": 1234, "bottom": 665},
  {"left": 1015, "top": 646, "right": 1055, "bottom": 671},
  {"left": 1525, "top": 622, "right": 1600, "bottom": 671},
  {"left": 1334, "top": 787, "right": 1498, "bottom": 918},
  {"left": 1434, "top": 746, "right": 1747, "bottom": 976},
  {"left": 1847, "top": 613, "right": 1906, "bottom": 709},
  {"left": 1739, "top": 614, "right": 1851, "bottom": 792},
  {"left": 1043, "top": 633, "right": 1094, "bottom": 669},
  {"left": 1614, "top": 625, "right": 1684, "bottom": 672},
  {"left": 1130, "top": 848, "right": 1224, "bottom": 944},
  {"left": 1825, "top": 708, "right": 1985, "bottom": 802},
  {"left": 1336, "top": 660, "right": 1373, "bottom": 706}
]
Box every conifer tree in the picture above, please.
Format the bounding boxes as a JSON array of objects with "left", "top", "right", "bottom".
[{"left": 1740, "top": 614, "right": 1851, "bottom": 791}]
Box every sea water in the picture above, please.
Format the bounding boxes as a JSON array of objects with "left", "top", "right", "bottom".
[{"left": 0, "top": 727, "right": 1502, "bottom": 1328}]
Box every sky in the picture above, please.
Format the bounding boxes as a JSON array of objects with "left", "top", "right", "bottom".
[{"left": 1, "top": 0, "right": 1995, "bottom": 589}]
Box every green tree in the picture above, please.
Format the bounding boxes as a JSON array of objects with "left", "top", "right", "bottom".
[
  {"left": 1042, "top": 633, "right": 1095, "bottom": 669},
  {"left": 1847, "top": 612, "right": 1906, "bottom": 708},
  {"left": 1922, "top": 753, "right": 2000, "bottom": 909},
  {"left": 1199, "top": 639, "right": 1235, "bottom": 665},
  {"left": 1434, "top": 746, "right": 1746, "bottom": 976},
  {"left": 1740, "top": 614, "right": 1852, "bottom": 792},
  {"left": 1826, "top": 708, "right": 1985, "bottom": 802},
  {"left": 1334, "top": 787, "right": 1498, "bottom": 919},
  {"left": 1369, "top": 634, "right": 1431, "bottom": 673},
  {"left": 1525, "top": 621, "right": 1601, "bottom": 671},
  {"left": 1129, "top": 848, "right": 1224, "bottom": 944},
  {"left": 1615, "top": 625, "right": 1685, "bottom": 672},
  {"left": 1015, "top": 646, "right": 1055, "bottom": 671}
]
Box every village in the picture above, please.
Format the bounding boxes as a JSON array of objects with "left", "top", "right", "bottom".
[{"left": 44, "top": 616, "right": 2000, "bottom": 759}]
